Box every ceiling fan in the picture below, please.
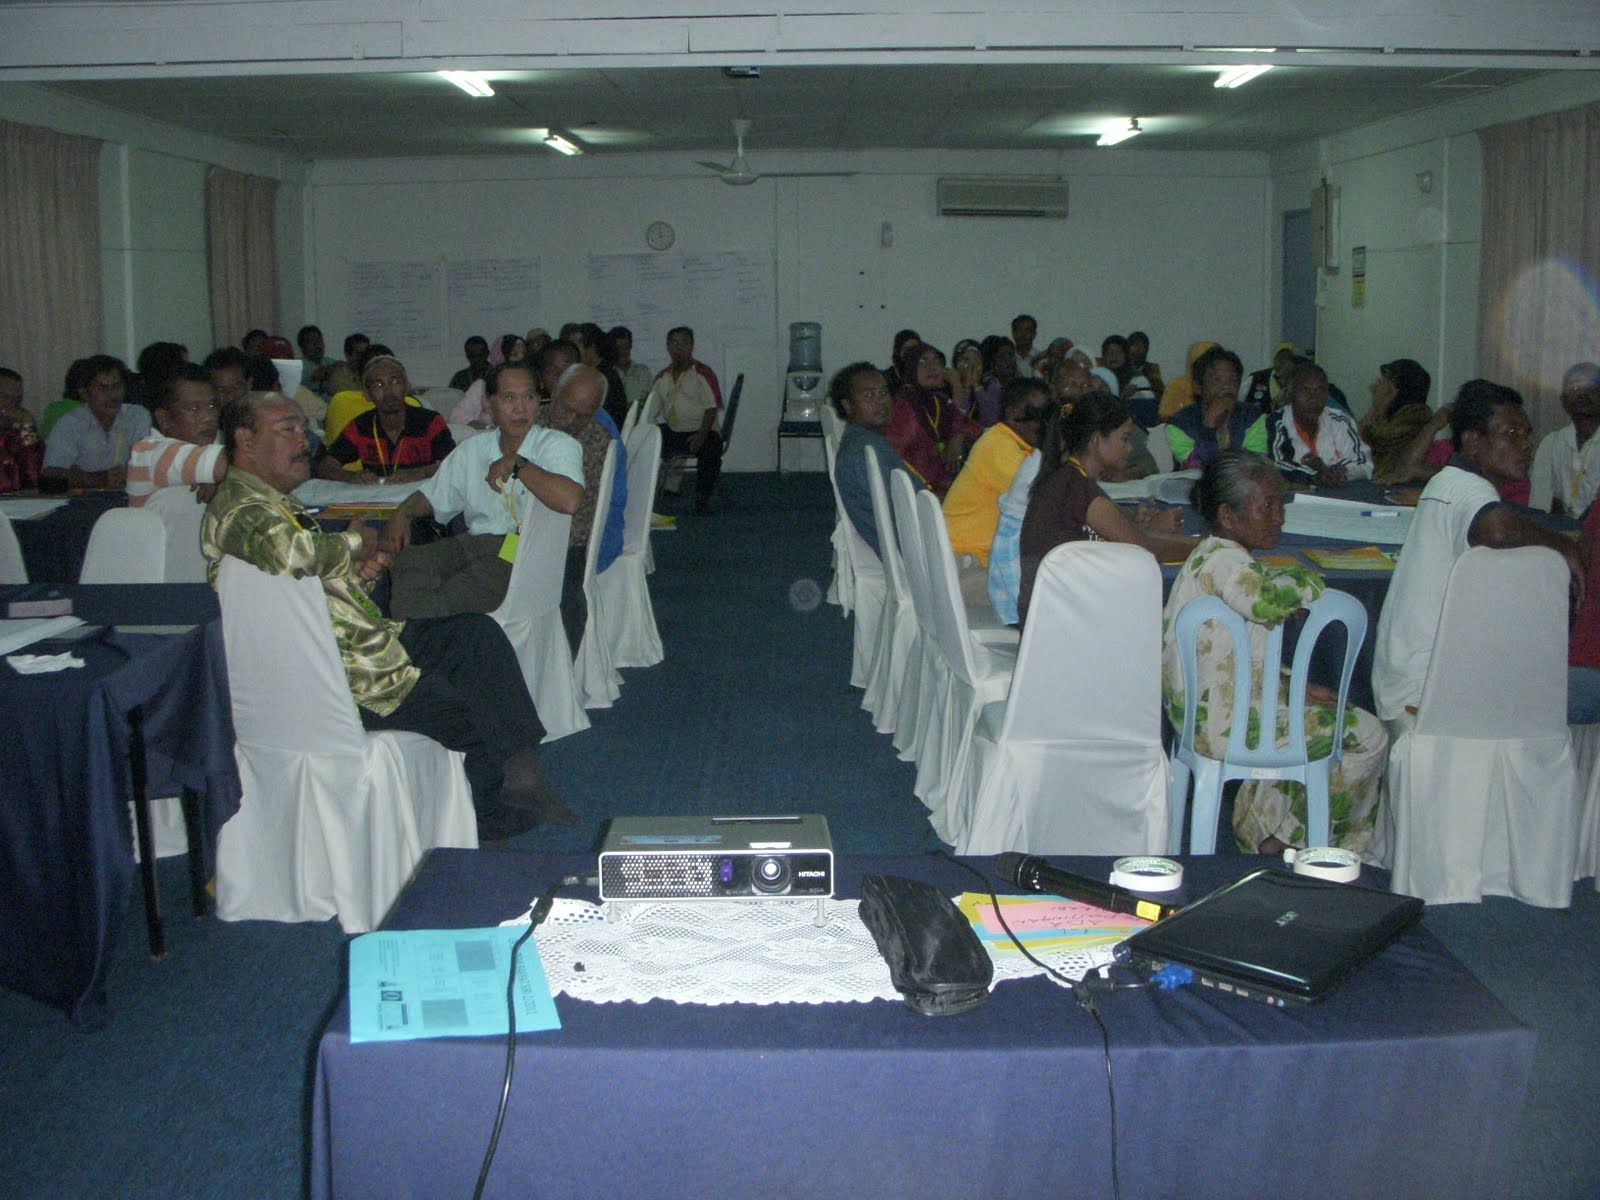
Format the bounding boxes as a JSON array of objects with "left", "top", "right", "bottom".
[{"left": 695, "top": 118, "right": 856, "bottom": 186}]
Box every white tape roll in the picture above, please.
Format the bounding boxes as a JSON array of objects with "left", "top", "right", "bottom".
[
  {"left": 1284, "top": 846, "right": 1361, "bottom": 883},
  {"left": 1109, "top": 856, "right": 1184, "bottom": 893}
]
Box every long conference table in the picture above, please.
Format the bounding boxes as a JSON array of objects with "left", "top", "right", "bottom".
[
  {"left": 311, "top": 849, "right": 1533, "bottom": 1200},
  {"left": 0, "top": 583, "right": 240, "bottom": 1023}
]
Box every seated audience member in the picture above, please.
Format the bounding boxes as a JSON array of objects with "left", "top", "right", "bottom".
[
  {"left": 205, "top": 346, "right": 253, "bottom": 410},
  {"left": 321, "top": 332, "right": 369, "bottom": 399},
  {"left": 381, "top": 363, "right": 584, "bottom": 618},
  {"left": 449, "top": 336, "right": 492, "bottom": 393},
  {"left": 831, "top": 361, "right": 924, "bottom": 558},
  {"left": 0, "top": 367, "right": 44, "bottom": 492},
  {"left": 240, "top": 329, "right": 268, "bottom": 357},
  {"left": 536, "top": 338, "right": 581, "bottom": 401},
  {"left": 646, "top": 326, "right": 725, "bottom": 515},
  {"left": 610, "top": 325, "right": 654, "bottom": 408},
  {"left": 1372, "top": 380, "right": 1581, "bottom": 729},
  {"left": 950, "top": 338, "right": 988, "bottom": 424},
  {"left": 570, "top": 322, "right": 629, "bottom": 430},
  {"left": 943, "top": 377, "right": 1050, "bottom": 567},
  {"left": 1243, "top": 343, "right": 1299, "bottom": 410},
  {"left": 133, "top": 341, "right": 189, "bottom": 407},
  {"left": 1126, "top": 331, "right": 1164, "bottom": 398},
  {"left": 980, "top": 334, "right": 1019, "bottom": 404},
  {"left": 1162, "top": 451, "right": 1387, "bottom": 860},
  {"left": 298, "top": 324, "right": 337, "bottom": 397},
  {"left": 1016, "top": 392, "right": 1194, "bottom": 625},
  {"left": 1099, "top": 335, "right": 1134, "bottom": 389},
  {"left": 1266, "top": 361, "right": 1373, "bottom": 485},
  {"left": 203, "top": 390, "right": 572, "bottom": 839},
  {"left": 322, "top": 344, "right": 422, "bottom": 445},
  {"left": 881, "top": 328, "right": 921, "bottom": 394},
  {"left": 1529, "top": 362, "right": 1600, "bottom": 516},
  {"left": 1358, "top": 358, "right": 1435, "bottom": 482},
  {"left": 1010, "top": 314, "right": 1039, "bottom": 377},
  {"left": 525, "top": 328, "right": 552, "bottom": 360},
  {"left": 885, "top": 340, "right": 981, "bottom": 498},
  {"left": 1157, "top": 340, "right": 1221, "bottom": 420},
  {"left": 1165, "top": 346, "right": 1265, "bottom": 470},
  {"left": 319, "top": 354, "right": 453, "bottom": 484},
  {"left": 495, "top": 334, "right": 528, "bottom": 368},
  {"left": 523, "top": 364, "right": 620, "bottom": 652},
  {"left": 42, "top": 354, "right": 150, "bottom": 489},
  {"left": 1031, "top": 337, "right": 1075, "bottom": 384},
  {"left": 1050, "top": 357, "right": 1094, "bottom": 404},
  {"left": 127, "top": 363, "right": 226, "bottom": 506}
]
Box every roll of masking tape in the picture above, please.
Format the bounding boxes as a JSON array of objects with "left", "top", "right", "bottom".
[
  {"left": 1284, "top": 846, "right": 1361, "bottom": 884},
  {"left": 1110, "top": 856, "right": 1184, "bottom": 893}
]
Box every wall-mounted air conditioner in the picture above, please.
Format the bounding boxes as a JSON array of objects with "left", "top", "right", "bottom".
[{"left": 937, "top": 175, "right": 1069, "bottom": 219}]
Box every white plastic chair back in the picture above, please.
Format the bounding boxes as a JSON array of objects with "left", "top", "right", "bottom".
[
  {"left": 619, "top": 400, "right": 642, "bottom": 447},
  {"left": 0, "top": 511, "right": 26, "bottom": 583},
  {"left": 1388, "top": 546, "right": 1577, "bottom": 906},
  {"left": 79, "top": 507, "right": 167, "bottom": 583},
  {"left": 144, "top": 487, "right": 209, "bottom": 583},
  {"left": 916, "top": 487, "right": 989, "bottom": 687},
  {"left": 820, "top": 405, "right": 842, "bottom": 453},
  {"left": 215, "top": 556, "right": 476, "bottom": 931},
  {"left": 447, "top": 422, "right": 484, "bottom": 450},
  {"left": 826, "top": 443, "right": 884, "bottom": 689},
  {"left": 1148, "top": 425, "right": 1175, "bottom": 473},
  {"left": 491, "top": 495, "right": 588, "bottom": 741},
  {"left": 597, "top": 424, "right": 665, "bottom": 668},
  {"left": 1168, "top": 587, "right": 1366, "bottom": 854},
  {"left": 574, "top": 443, "right": 622, "bottom": 708},
  {"left": 958, "top": 542, "right": 1170, "bottom": 855},
  {"left": 861, "top": 443, "right": 917, "bottom": 733},
  {"left": 888, "top": 469, "right": 931, "bottom": 647},
  {"left": 821, "top": 417, "right": 857, "bottom": 615}
]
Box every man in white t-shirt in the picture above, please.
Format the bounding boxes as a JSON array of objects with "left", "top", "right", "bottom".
[
  {"left": 1372, "top": 380, "right": 1582, "bottom": 729},
  {"left": 126, "top": 363, "right": 227, "bottom": 506},
  {"left": 381, "top": 363, "right": 585, "bottom": 618},
  {"left": 1528, "top": 362, "right": 1600, "bottom": 516}
]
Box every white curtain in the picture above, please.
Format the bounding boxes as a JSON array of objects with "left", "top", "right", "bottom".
[
  {"left": 1476, "top": 102, "right": 1600, "bottom": 437},
  {"left": 0, "top": 118, "right": 103, "bottom": 417},
  {"left": 206, "top": 166, "right": 279, "bottom": 350}
]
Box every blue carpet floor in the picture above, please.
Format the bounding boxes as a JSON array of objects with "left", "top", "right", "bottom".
[{"left": 0, "top": 471, "right": 1596, "bottom": 1198}]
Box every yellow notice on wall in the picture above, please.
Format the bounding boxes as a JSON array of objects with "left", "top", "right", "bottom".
[{"left": 1351, "top": 245, "right": 1367, "bottom": 308}]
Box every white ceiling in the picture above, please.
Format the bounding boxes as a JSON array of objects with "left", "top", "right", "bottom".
[{"left": 36, "top": 62, "right": 1552, "bottom": 161}]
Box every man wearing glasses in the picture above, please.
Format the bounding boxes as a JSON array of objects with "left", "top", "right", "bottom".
[{"left": 127, "top": 362, "right": 226, "bottom": 506}]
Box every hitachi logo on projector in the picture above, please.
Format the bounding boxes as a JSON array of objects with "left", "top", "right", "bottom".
[{"left": 598, "top": 815, "right": 834, "bottom": 903}]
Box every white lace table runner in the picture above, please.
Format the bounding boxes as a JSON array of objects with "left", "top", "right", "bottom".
[{"left": 502, "top": 897, "right": 1125, "bottom": 1006}]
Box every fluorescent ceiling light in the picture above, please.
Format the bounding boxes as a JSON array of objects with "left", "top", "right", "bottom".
[
  {"left": 1096, "top": 118, "right": 1142, "bottom": 147},
  {"left": 439, "top": 71, "right": 494, "bottom": 98},
  {"left": 1214, "top": 64, "right": 1274, "bottom": 88},
  {"left": 544, "top": 133, "right": 583, "bottom": 156}
]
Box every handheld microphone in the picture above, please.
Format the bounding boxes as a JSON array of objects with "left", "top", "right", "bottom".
[{"left": 994, "top": 852, "right": 1182, "bottom": 923}]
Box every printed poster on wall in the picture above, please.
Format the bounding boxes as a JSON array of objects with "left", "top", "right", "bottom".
[{"left": 1351, "top": 245, "right": 1366, "bottom": 309}]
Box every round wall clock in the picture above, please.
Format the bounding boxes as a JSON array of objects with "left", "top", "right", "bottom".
[{"left": 646, "top": 220, "right": 676, "bottom": 251}]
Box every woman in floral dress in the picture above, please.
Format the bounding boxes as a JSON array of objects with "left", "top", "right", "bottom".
[{"left": 1161, "top": 451, "right": 1388, "bottom": 861}]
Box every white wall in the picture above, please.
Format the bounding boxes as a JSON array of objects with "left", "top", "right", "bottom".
[
  {"left": 0, "top": 83, "right": 307, "bottom": 382},
  {"left": 305, "top": 147, "right": 1269, "bottom": 470},
  {"left": 1271, "top": 72, "right": 1600, "bottom": 433}
]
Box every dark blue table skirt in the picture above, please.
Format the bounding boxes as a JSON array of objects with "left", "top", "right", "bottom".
[
  {"left": 310, "top": 849, "right": 1533, "bottom": 1200},
  {"left": 11, "top": 491, "right": 126, "bottom": 582},
  {"left": 0, "top": 584, "right": 240, "bottom": 1022}
]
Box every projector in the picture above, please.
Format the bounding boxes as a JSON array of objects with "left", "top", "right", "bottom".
[{"left": 599, "top": 815, "right": 834, "bottom": 921}]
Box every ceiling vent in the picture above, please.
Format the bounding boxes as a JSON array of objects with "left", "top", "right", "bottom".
[{"left": 937, "top": 175, "right": 1068, "bottom": 219}]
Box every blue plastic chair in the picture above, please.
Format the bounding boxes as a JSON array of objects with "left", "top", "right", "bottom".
[{"left": 1167, "top": 589, "right": 1367, "bottom": 854}]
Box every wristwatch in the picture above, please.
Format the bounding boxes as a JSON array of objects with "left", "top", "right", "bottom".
[{"left": 513, "top": 455, "right": 530, "bottom": 475}]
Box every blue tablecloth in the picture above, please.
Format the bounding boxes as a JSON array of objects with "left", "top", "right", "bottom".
[
  {"left": 10, "top": 491, "right": 126, "bottom": 582},
  {"left": 0, "top": 584, "right": 240, "bottom": 1023},
  {"left": 310, "top": 849, "right": 1533, "bottom": 1200}
]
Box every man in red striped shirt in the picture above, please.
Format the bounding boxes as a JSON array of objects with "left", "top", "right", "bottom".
[{"left": 127, "top": 362, "right": 226, "bottom": 507}]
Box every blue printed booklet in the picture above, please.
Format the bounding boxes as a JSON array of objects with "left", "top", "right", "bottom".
[{"left": 348, "top": 925, "right": 561, "bottom": 1044}]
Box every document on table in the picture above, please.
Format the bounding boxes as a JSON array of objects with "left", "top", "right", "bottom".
[
  {"left": 347, "top": 925, "right": 561, "bottom": 1044},
  {"left": 1283, "top": 494, "right": 1412, "bottom": 545},
  {"left": 0, "top": 497, "right": 69, "bottom": 520}
]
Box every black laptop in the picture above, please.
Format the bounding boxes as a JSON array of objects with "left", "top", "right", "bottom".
[{"left": 1115, "top": 869, "right": 1424, "bottom": 1007}]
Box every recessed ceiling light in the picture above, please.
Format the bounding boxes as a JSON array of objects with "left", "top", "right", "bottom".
[
  {"left": 438, "top": 71, "right": 494, "bottom": 98},
  {"left": 1214, "top": 64, "right": 1274, "bottom": 88},
  {"left": 1096, "top": 118, "right": 1143, "bottom": 147},
  {"left": 544, "top": 132, "right": 583, "bottom": 156}
]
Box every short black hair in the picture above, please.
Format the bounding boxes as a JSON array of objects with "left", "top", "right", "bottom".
[
  {"left": 343, "top": 332, "right": 370, "bottom": 357},
  {"left": 204, "top": 346, "right": 251, "bottom": 374},
  {"left": 241, "top": 328, "right": 268, "bottom": 347},
  {"left": 1191, "top": 345, "right": 1245, "bottom": 387},
  {"left": 1451, "top": 379, "right": 1523, "bottom": 451},
  {"left": 1011, "top": 313, "right": 1037, "bottom": 329},
  {"left": 77, "top": 354, "right": 129, "bottom": 395},
  {"left": 152, "top": 362, "right": 212, "bottom": 411},
  {"left": 136, "top": 341, "right": 188, "bottom": 385},
  {"left": 357, "top": 344, "right": 395, "bottom": 374},
  {"left": 608, "top": 325, "right": 633, "bottom": 344},
  {"left": 486, "top": 362, "right": 534, "bottom": 396},
  {"left": 828, "top": 361, "right": 884, "bottom": 418},
  {"left": 464, "top": 335, "right": 488, "bottom": 353},
  {"left": 577, "top": 322, "right": 613, "bottom": 365},
  {"left": 1000, "top": 376, "right": 1049, "bottom": 420},
  {"left": 243, "top": 352, "right": 280, "bottom": 390},
  {"left": 1128, "top": 330, "right": 1150, "bottom": 347},
  {"left": 1101, "top": 334, "right": 1130, "bottom": 358},
  {"left": 0, "top": 366, "right": 22, "bottom": 385},
  {"left": 667, "top": 325, "right": 694, "bottom": 343}
]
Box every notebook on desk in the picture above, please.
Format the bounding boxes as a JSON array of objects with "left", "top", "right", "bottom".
[{"left": 1115, "top": 869, "right": 1423, "bottom": 1007}]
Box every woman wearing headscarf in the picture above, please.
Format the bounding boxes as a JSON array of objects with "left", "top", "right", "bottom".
[
  {"left": 1162, "top": 451, "right": 1387, "bottom": 860},
  {"left": 1358, "top": 358, "right": 1436, "bottom": 482},
  {"left": 884, "top": 340, "right": 981, "bottom": 497}
]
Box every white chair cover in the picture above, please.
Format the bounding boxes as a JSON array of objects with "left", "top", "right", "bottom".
[
  {"left": 143, "top": 487, "right": 209, "bottom": 583},
  {"left": 596, "top": 424, "right": 665, "bottom": 669},
  {"left": 827, "top": 444, "right": 885, "bottom": 689},
  {"left": 958, "top": 542, "right": 1170, "bottom": 855},
  {"left": 1570, "top": 724, "right": 1600, "bottom": 890},
  {"left": 0, "top": 511, "right": 26, "bottom": 584},
  {"left": 915, "top": 487, "right": 1016, "bottom": 843},
  {"left": 574, "top": 443, "right": 623, "bottom": 708},
  {"left": 820, "top": 408, "right": 853, "bottom": 612},
  {"left": 861, "top": 448, "right": 918, "bottom": 735},
  {"left": 619, "top": 399, "right": 643, "bottom": 447},
  {"left": 79, "top": 507, "right": 166, "bottom": 583},
  {"left": 490, "top": 496, "right": 589, "bottom": 742},
  {"left": 1148, "top": 425, "right": 1175, "bottom": 473},
  {"left": 888, "top": 470, "right": 939, "bottom": 782},
  {"left": 447, "top": 422, "right": 486, "bottom": 450},
  {"left": 215, "top": 557, "right": 477, "bottom": 932},
  {"left": 1387, "top": 547, "right": 1578, "bottom": 907}
]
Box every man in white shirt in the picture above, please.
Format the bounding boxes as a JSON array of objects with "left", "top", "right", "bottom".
[
  {"left": 380, "top": 363, "right": 585, "bottom": 618},
  {"left": 1372, "top": 380, "right": 1581, "bottom": 729},
  {"left": 1265, "top": 361, "right": 1373, "bottom": 485},
  {"left": 1528, "top": 362, "right": 1600, "bottom": 516},
  {"left": 42, "top": 354, "right": 151, "bottom": 489},
  {"left": 126, "top": 363, "right": 226, "bottom": 506},
  {"left": 646, "top": 325, "right": 724, "bottom": 514},
  {"left": 609, "top": 325, "right": 654, "bottom": 407}
]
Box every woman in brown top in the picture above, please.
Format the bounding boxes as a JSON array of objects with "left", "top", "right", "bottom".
[
  {"left": 1359, "top": 357, "right": 1437, "bottom": 482},
  {"left": 1016, "top": 392, "right": 1195, "bottom": 625}
]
